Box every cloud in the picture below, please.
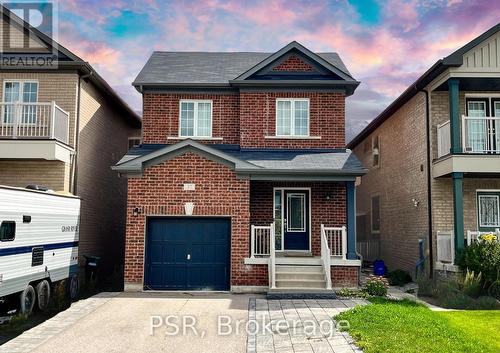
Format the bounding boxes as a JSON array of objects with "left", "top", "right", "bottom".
[{"left": 54, "top": 0, "right": 500, "bottom": 137}]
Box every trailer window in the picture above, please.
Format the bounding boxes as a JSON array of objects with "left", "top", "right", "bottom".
[{"left": 0, "top": 221, "right": 15, "bottom": 241}]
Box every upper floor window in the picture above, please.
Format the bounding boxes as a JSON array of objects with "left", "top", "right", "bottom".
[
  {"left": 276, "top": 99, "right": 309, "bottom": 137},
  {"left": 179, "top": 100, "right": 212, "bottom": 138},
  {"left": 2, "top": 80, "right": 39, "bottom": 124}
]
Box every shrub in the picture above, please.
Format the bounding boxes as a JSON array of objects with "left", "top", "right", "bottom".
[
  {"left": 458, "top": 240, "right": 500, "bottom": 287},
  {"left": 336, "top": 288, "right": 368, "bottom": 298},
  {"left": 462, "top": 270, "right": 483, "bottom": 298},
  {"left": 387, "top": 270, "right": 413, "bottom": 286},
  {"left": 470, "top": 296, "right": 500, "bottom": 310},
  {"left": 415, "top": 276, "right": 436, "bottom": 297},
  {"left": 364, "top": 275, "right": 389, "bottom": 296},
  {"left": 50, "top": 280, "right": 70, "bottom": 312},
  {"left": 488, "top": 280, "right": 500, "bottom": 300}
]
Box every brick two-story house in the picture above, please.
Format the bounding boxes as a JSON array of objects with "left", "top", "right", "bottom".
[
  {"left": 0, "top": 7, "right": 141, "bottom": 273},
  {"left": 114, "top": 42, "right": 366, "bottom": 292},
  {"left": 348, "top": 24, "right": 500, "bottom": 277}
]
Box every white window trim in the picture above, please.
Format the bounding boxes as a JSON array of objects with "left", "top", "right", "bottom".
[
  {"left": 178, "top": 99, "right": 213, "bottom": 138},
  {"left": 286, "top": 193, "right": 306, "bottom": 232},
  {"left": 2, "top": 80, "right": 39, "bottom": 125},
  {"left": 478, "top": 194, "right": 500, "bottom": 228},
  {"left": 275, "top": 98, "right": 310, "bottom": 137}
]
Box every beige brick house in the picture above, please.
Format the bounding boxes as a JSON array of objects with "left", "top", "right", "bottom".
[
  {"left": 0, "top": 8, "right": 141, "bottom": 272},
  {"left": 348, "top": 23, "right": 500, "bottom": 276}
]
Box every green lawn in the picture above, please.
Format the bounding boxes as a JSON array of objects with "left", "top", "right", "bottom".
[{"left": 335, "top": 298, "right": 500, "bottom": 353}]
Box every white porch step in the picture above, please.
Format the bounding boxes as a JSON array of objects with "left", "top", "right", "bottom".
[
  {"left": 275, "top": 265, "right": 323, "bottom": 273},
  {"left": 276, "top": 279, "right": 326, "bottom": 288},
  {"left": 275, "top": 272, "right": 325, "bottom": 281}
]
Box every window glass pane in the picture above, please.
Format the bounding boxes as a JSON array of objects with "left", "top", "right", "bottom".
[
  {"left": 287, "top": 194, "right": 305, "bottom": 231},
  {"left": 371, "top": 196, "right": 380, "bottom": 232},
  {"left": 196, "top": 102, "right": 211, "bottom": 137},
  {"left": 468, "top": 101, "right": 486, "bottom": 117},
  {"left": 274, "top": 190, "right": 282, "bottom": 250},
  {"left": 277, "top": 100, "right": 291, "bottom": 135},
  {"left": 22, "top": 82, "right": 38, "bottom": 123},
  {"left": 180, "top": 102, "right": 194, "bottom": 136},
  {"left": 0, "top": 221, "right": 15, "bottom": 241},
  {"left": 479, "top": 195, "right": 500, "bottom": 227},
  {"left": 495, "top": 102, "right": 500, "bottom": 117},
  {"left": 294, "top": 100, "right": 309, "bottom": 136},
  {"left": 3, "top": 82, "right": 20, "bottom": 123}
]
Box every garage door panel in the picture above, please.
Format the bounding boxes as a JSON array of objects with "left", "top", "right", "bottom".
[{"left": 145, "top": 217, "right": 230, "bottom": 291}]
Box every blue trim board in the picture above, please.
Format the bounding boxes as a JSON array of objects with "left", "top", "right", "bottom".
[{"left": 0, "top": 241, "right": 79, "bottom": 257}]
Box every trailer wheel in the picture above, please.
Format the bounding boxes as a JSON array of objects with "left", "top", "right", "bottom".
[
  {"left": 68, "top": 274, "right": 79, "bottom": 300},
  {"left": 20, "top": 285, "right": 36, "bottom": 315},
  {"left": 36, "top": 280, "right": 51, "bottom": 311}
]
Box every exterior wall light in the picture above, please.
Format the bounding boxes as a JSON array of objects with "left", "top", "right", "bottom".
[{"left": 133, "top": 207, "right": 142, "bottom": 217}]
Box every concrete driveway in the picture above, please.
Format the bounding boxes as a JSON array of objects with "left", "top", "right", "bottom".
[
  {"left": 33, "top": 292, "right": 255, "bottom": 353},
  {"left": 0, "top": 292, "right": 365, "bottom": 353}
]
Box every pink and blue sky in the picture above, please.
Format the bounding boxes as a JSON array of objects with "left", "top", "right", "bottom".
[{"left": 56, "top": 0, "right": 500, "bottom": 139}]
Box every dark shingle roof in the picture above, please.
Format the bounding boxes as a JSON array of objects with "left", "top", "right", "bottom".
[
  {"left": 113, "top": 141, "right": 366, "bottom": 177},
  {"left": 133, "top": 52, "right": 350, "bottom": 86}
]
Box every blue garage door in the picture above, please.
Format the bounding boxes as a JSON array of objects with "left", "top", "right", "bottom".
[{"left": 144, "top": 217, "right": 230, "bottom": 290}]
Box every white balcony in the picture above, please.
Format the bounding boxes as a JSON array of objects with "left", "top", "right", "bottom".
[
  {"left": 0, "top": 102, "right": 72, "bottom": 163},
  {"left": 437, "top": 116, "right": 500, "bottom": 158},
  {"left": 0, "top": 102, "right": 70, "bottom": 144},
  {"left": 434, "top": 116, "right": 500, "bottom": 177}
]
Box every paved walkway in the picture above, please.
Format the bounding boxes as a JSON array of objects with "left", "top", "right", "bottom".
[
  {"left": 0, "top": 292, "right": 119, "bottom": 353},
  {"left": 247, "top": 298, "right": 367, "bottom": 353}
]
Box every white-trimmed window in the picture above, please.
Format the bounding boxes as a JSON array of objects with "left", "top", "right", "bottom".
[
  {"left": 276, "top": 99, "right": 309, "bottom": 136},
  {"left": 478, "top": 193, "right": 500, "bottom": 229},
  {"left": 2, "top": 80, "right": 38, "bottom": 124},
  {"left": 179, "top": 100, "right": 212, "bottom": 138}
]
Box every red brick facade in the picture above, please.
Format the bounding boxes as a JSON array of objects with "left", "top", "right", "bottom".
[
  {"left": 250, "top": 181, "right": 346, "bottom": 256},
  {"left": 142, "top": 93, "right": 240, "bottom": 145},
  {"left": 272, "top": 55, "right": 314, "bottom": 71},
  {"left": 331, "top": 266, "right": 359, "bottom": 287},
  {"left": 124, "top": 152, "right": 271, "bottom": 286},
  {"left": 141, "top": 91, "right": 345, "bottom": 149}
]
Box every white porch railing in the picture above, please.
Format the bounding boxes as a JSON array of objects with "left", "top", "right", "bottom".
[
  {"left": 467, "top": 229, "right": 500, "bottom": 245},
  {"left": 320, "top": 225, "right": 332, "bottom": 289},
  {"left": 437, "top": 229, "right": 500, "bottom": 265},
  {"left": 250, "top": 223, "right": 276, "bottom": 289},
  {"left": 250, "top": 225, "right": 272, "bottom": 257},
  {"left": 437, "top": 121, "right": 451, "bottom": 158},
  {"left": 436, "top": 231, "right": 454, "bottom": 264},
  {"left": 269, "top": 223, "right": 276, "bottom": 290},
  {"left": 462, "top": 116, "right": 500, "bottom": 154},
  {"left": 322, "top": 225, "right": 347, "bottom": 259},
  {"left": 0, "top": 102, "right": 70, "bottom": 144}
]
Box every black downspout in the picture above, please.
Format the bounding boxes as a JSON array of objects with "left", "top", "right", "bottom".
[{"left": 421, "top": 88, "right": 434, "bottom": 277}]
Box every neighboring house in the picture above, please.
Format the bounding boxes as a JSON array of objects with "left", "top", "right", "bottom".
[
  {"left": 0, "top": 8, "right": 141, "bottom": 272},
  {"left": 113, "top": 42, "right": 366, "bottom": 292},
  {"left": 348, "top": 24, "right": 500, "bottom": 276}
]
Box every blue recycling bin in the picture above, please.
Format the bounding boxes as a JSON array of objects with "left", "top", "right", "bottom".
[{"left": 373, "top": 259, "right": 387, "bottom": 276}]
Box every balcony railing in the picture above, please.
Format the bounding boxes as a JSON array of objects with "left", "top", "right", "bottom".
[
  {"left": 437, "top": 116, "right": 500, "bottom": 157},
  {"left": 0, "top": 102, "right": 70, "bottom": 144}
]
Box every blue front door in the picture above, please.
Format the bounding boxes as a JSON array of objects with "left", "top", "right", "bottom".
[
  {"left": 283, "top": 190, "right": 310, "bottom": 251},
  {"left": 144, "top": 217, "right": 230, "bottom": 290}
]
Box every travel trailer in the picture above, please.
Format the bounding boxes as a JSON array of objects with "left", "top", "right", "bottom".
[{"left": 0, "top": 185, "right": 80, "bottom": 314}]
